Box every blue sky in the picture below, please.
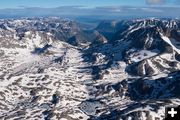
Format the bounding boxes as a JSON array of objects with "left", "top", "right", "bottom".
[
  {"left": 1, "top": 0, "right": 142, "bottom": 8},
  {"left": 0, "top": 0, "right": 179, "bottom": 8},
  {"left": 0, "top": 0, "right": 180, "bottom": 18}
]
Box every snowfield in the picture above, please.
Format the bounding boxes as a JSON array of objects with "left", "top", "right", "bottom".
[{"left": 0, "top": 18, "right": 179, "bottom": 120}]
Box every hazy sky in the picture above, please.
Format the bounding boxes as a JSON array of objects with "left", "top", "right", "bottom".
[
  {"left": 0, "top": 0, "right": 179, "bottom": 8},
  {"left": 0, "top": 0, "right": 180, "bottom": 19}
]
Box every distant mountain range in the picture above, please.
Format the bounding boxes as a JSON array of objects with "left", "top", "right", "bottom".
[{"left": 1, "top": 6, "right": 180, "bottom": 19}]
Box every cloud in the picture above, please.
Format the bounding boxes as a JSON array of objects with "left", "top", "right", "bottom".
[
  {"left": 146, "top": 0, "right": 166, "bottom": 5},
  {"left": 140, "top": 7, "right": 163, "bottom": 12}
]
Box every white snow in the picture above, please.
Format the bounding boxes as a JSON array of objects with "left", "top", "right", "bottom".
[
  {"left": 130, "top": 49, "right": 159, "bottom": 63},
  {"left": 161, "top": 34, "right": 180, "bottom": 54}
]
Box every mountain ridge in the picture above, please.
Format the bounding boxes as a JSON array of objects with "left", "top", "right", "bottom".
[{"left": 0, "top": 17, "right": 179, "bottom": 120}]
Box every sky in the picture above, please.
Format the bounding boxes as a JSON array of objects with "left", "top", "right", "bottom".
[
  {"left": 0, "top": 0, "right": 179, "bottom": 8},
  {"left": 0, "top": 0, "right": 180, "bottom": 19}
]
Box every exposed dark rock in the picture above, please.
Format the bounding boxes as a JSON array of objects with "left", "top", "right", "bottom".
[
  {"left": 32, "top": 44, "right": 52, "bottom": 54},
  {"left": 42, "top": 110, "right": 53, "bottom": 120},
  {"left": 51, "top": 94, "right": 59, "bottom": 105},
  {"left": 175, "top": 53, "right": 180, "bottom": 61}
]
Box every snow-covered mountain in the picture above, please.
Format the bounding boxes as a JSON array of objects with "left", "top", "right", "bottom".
[{"left": 0, "top": 18, "right": 179, "bottom": 120}]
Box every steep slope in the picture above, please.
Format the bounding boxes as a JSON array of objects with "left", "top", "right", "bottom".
[
  {"left": 95, "top": 19, "right": 180, "bottom": 76},
  {"left": 84, "top": 18, "right": 180, "bottom": 119}
]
